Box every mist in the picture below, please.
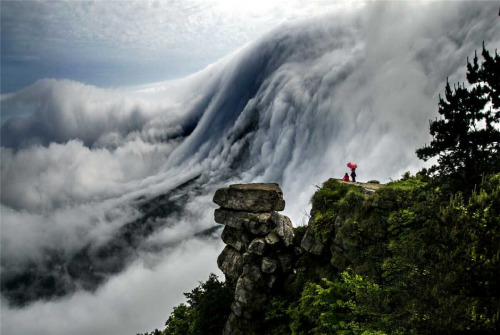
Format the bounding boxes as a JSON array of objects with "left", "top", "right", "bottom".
[{"left": 1, "top": 2, "right": 499, "bottom": 334}]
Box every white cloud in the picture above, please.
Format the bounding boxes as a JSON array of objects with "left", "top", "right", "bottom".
[
  {"left": 1, "top": 237, "right": 224, "bottom": 335},
  {"left": 1, "top": 0, "right": 353, "bottom": 64},
  {"left": 0, "top": 139, "right": 181, "bottom": 210}
]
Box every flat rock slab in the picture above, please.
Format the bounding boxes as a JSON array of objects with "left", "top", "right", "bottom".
[
  {"left": 214, "top": 209, "right": 273, "bottom": 235},
  {"left": 213, "top": 183, "right": 285, "bottom": 212}
]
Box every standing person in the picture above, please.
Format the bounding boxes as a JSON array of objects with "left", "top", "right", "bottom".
[
  {"left": 343, "top": 173, "right": 350, "bottom": 182},
  {"left": 350, "top": 168, "right": 356, "bottom": 182}
]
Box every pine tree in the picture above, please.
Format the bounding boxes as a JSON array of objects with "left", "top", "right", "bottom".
[{"left": 416, "top": 44, "right": 500, "bottom": 190}]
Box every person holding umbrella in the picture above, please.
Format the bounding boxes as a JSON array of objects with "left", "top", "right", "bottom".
[{"left": 347, "top": 162, "right": 357, "bottom": 182}]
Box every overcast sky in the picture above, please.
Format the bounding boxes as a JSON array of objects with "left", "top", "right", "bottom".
[{"left": 1, "top": 0, "right": 360, "bottom": 93}]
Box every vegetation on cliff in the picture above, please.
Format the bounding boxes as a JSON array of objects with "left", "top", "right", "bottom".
[
  {"left": 137, "top": 274, "right": 234, "bottom": 335},
  {"left": 265, "top": 174, "right": 499, "bottom": 334},
  {"left": 138, "top": 46, "right": 499, "bottom": 335}
]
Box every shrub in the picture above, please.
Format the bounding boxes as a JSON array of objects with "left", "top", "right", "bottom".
[{"left": 162, "top": 274, "right": 234, "bottom": 335}]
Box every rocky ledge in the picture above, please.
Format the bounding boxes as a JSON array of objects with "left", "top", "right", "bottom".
[{"left": 214, "top": 183, "right": 294, "bottom": 335}]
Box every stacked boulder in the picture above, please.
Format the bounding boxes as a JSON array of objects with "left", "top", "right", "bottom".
[{"left": 213, "top": 183, "right": 294, "bottom": 335}]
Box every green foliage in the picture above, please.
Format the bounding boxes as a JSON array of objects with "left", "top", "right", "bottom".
[
  {"left": 160, "top": 274, "right": 233, "bottom": 335},
  {"left": 270, "top": 174, "right": 499, "bottom": 334},
  {"left": 416, "top": 45, "right": 500, "bottom": 190},
  {"left": 293, "top": 225, "right": 308, "bottom": 244},
  {"left": 263, "top": 297, "right": 292, "bottom": 335},
  {"left": 381, "top": 174, "right": 500, "bottom": 332},
  {"left": 163, "top": 304, "right": 191, "bottom": 335},
  {"left": 367, "top": 180, "right": 380, "bottom": 184},
  {"left": 312, "top": 179, "right": 365, "bottom": 242},
  {"left": 312, "top": 179, "right": 361, "bottom": 212},
  {"left": 288, "top": 272, "right": 391, "bottom": 335}
]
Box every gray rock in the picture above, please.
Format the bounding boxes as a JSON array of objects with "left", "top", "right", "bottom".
[
  {"left": 241, "top": 232, "right": 251, "bottom": 244},
  {"left": 224, "top": 314, "right": 256, "bottom": 335},
  {"left": 334, "top": 233, "right": 357, "bottom": 251},
  {"left": 242, "top": 252, "right": 260, "bottom": 266},
  {"left": 221, "top": 226, "right": 246, "bottom": 251},
  {"left": 223, "top": 314, "right": 235, "bottom": 335},
  {"left": 331, "top": 243, "right": 343, "bottom": 253},
  {"left": 330, "top": 251, "right": 350, "bottom": 270},
  {"left": 261, "top": 257, "right": 278, "bottom": 273},
  {"left": 300, "top": 228, "right": 324, "bottom": 255},
  {"left": 300, "top": 229, "right": 315, "bottom": 252},
  {"left": 217, "top": 246, "right": 243, "bottom": 279},
  {"left": 272, "top": 212, "right": 294, "bottom": 246},
  {"left": 242, "top": 309, "right": 253, "bottom": 320},
  {"left": 334, "top": 214, "right": 345, "bottom": 227},
  {"left": 231, "top": 301, "right": 243, "bottom": 317},
  {"left": 242, "top": 264, "right": 262, "bottom": 282},
  {"left": 214, "top": 209, "right": 244, "bottom": 229},
  {"left": 214, "top": 183, "right": 297, "bottom": 335},
  {"left": 253, "top": 292, "right": 268, "bottom": 305},
  {"left": 248, "top": 237, "right": 266, "bottom": 255},
  {"left": 246, "top": 215, "right": 274, "bottom": 235},
  {"left": 214, "top": 209, "right": 272, "bottom": 233},
  {"left": 310, "top": 240, "right": 325, "bottom": 255},
  {"left": 235, "top": 277, "right": 254, "bottom": 304},
  {"left": 264, "top": 231, "right": 281, "bottom": 246},
  {"left": 267, "top": 275, "right": 277, "bottom": 288},
  {"left": 213, "top": 183, "right": 285, "bottom": 212},
  {"left": 278, "top": 253, "right": 293, "bottom": 273},
  {"left": 363, "top": 188, "right": 376, "bottom": 195}
]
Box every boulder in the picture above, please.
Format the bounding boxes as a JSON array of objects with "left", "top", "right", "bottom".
[
  {"left": 330, "top": 245, "right": 350, "bottom": 270},
  {"left": 242, "top": 264, "right": 262, "bottom": 282},
  {"left": 213, "top": 183, "right": 285, "bottom": 212},
  {"left": 231, "top": 301, "right": 243, "bottom": 317},
  {"left": 310, "top": 240, "right": 325, "bottom": 255},
  {"left": 264, "top": 231, "right": 281, "bottom": 246},
  {"left": 248, "top": 237, "right": 266, "bottom": 255},
  {"left": 300, "top": 229, "right": 324, "bottom": 255},
  {"left": 217, "top": 246, "right": 243, "bottom": 279},
  {"left": 214, "top": 209, "right": 272, "bottom": 234},
  {"left": 267, "top": 275, "right": 277, "bottom": 288},
  {"left": 246, "top": 216, "right": 274, "bottom": 235},
  {"left": 277, "top": 253, "right": 293, "bottom": 273},
  {"left": 300, "top": 229, "right": 314, "bottom": 251},
  {"left": 242, "top": 252, "right": 260, "bottom": 266},
  {"left": 235, "top": 277, "right": 255, "bottom": 304},
  {"left": 221, "top": 226, "right": 247, "bottom": 251},
  {"left": 261, "top": 257, "right": 278, "bottom": 273},
  {"left": 272, "top": 212, "right": 294, "bottom": 246}
]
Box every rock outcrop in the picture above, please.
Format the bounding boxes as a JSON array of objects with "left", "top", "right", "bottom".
[
  {"left": 299, "top": 180, "right": 386, "bottom": 271},
  {"left": 214, "top": 183, "right": 294, "bottom": 335}
]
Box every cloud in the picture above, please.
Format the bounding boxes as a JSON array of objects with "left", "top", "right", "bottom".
[
  {"left": 1, "top": 78, "right": 191, "bottom": 149},
  {"left": 0, "top": 139, "right": 181, "bottom": 211},
  {"left": 1, "top": 2, "right": 499, "bottom": 334},
  {"left": 1, "top": 237, "right": 224, "bottom": 335},
  {"left": 0, "top": 0, "right": 355, "bottom": 92}
]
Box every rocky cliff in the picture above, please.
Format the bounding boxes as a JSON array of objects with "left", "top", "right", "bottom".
[
  {"left": 213, "top": 183, "right": 295, "bottom": 335},
  {"left": 212, "top": 181, "right": 384, "bottom": 334},
  {"left": 141, "top": 174, "right": 500, "bottom": 335}
]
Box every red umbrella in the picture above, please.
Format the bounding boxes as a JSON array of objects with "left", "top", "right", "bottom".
[{"left": 347, "top": 162, "right": 357, "bottom": 169}]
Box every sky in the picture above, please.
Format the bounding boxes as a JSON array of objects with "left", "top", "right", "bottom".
[
  {"left": 1, "top": 1, "right": 500, "bottom": 335},
  {"left": 1, "top": 0, "right": 357, "bottom": 93}
]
